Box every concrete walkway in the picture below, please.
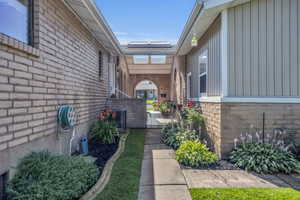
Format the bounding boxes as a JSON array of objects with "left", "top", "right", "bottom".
[
  {"left": 138, "top": 129, "right": 192, "bottom": 200},
  {"left": 146, "top": 111, "right": 175, "bottom": 129}
]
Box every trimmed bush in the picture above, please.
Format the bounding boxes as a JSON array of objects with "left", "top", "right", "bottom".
[
  {"left": 7, "top": 152, "right": 99, "bottom": 200},
  {"left": 90, "top": 120, "right": 119, "bottom": 144},
  {"left": 230, "top": 143, "right": 300, "bottom": 174},
  {"left": 176, "top": 140, "right": 218, "bottom": 168}
]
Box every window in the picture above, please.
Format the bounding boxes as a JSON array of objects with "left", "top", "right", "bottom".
[
  {"left": 99, "top": 51, "right": 103, "bottom": 78},
  {"left": 0, "top": 172, "right": 8, "bottom": 200},
  {"left": 133, "top": 55, "right": 149, "bottom": 64},
  {"left": 0, "top": 0, "right": 33, "bottom": 44},
  {"left": 187, "top": 72, "right": 192, "bottom": 99},
  {"left": 199, "top": 50, "right": 208, "bottom": 96},
  {"left": 151, "top": 55, "right": 166, "bottom": 64}
]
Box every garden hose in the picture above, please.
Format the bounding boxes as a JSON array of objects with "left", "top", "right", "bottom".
[{"left": 58, "top": 106, "right": 77, "bottom": 155}]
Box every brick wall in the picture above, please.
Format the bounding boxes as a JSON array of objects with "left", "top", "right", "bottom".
[
  {"left": 106, "top": 98, "right": 146, "bottom": 128},
  {"left": 129, "top": 74, "right": 171, "bottom": 101},
  {"left": 0, "top": 0, "right": 113, "bottom": 176},
  {"left": 198, "top": 102, "right": 222, "bottom": 157},
  {"left": 221, "top": 103, "right": 300, "bottom": 157},
  {"left": 197, "top": 102, "right": 300, "bottom": 158}
]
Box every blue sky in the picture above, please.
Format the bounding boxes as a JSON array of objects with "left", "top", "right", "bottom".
[{"left": 95, "top": 0, "right": 196, "bottom": 45}]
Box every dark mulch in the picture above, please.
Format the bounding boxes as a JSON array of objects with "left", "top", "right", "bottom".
[
  {"left": 181, "top": 160, "right": 240, "bottom": 170},
  {"left": 88, "top": 137, "right": 119, "bottom": 169}
]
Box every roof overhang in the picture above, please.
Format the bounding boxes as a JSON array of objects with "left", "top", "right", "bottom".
[
  {"left": 63, "top": 0, "right": 122, "bottom": 55},
  {"left": 176, "top": 0, "right": 250, "bottom": 55},
  {"left": 122, "top": 46, "right": 177, "bottom": 56}
]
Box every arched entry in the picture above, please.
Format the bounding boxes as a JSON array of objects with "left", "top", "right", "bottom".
[{"left": 134, "top": 80, "right": 158, "bottom": 100}]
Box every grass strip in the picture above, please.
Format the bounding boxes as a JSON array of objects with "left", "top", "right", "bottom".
[
  {"left": 190, "top": 188, "right": 300, "bottom": 200},
  {"left": 94, "top": 129, "right": 145, "bottom": 200}
]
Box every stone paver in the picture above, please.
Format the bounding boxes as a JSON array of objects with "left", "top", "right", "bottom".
[
  {"left": 153, "top": 159, "right": 186, "bottom": 185},
  {"left": 183, "top": 169, "right": 300, "bottom": 189},
  {"left": 155, "top": 185, "right": 192, "bottom": 200},
  {"left": 138, "top": 129, "right": 191, "bottom": 200}
]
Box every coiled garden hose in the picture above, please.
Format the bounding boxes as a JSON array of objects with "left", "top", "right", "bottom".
[{"left": 58, "top": 106, "right": 77, "bottom": 155}]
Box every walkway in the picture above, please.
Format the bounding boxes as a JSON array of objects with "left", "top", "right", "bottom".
[
  {"left": 146, "top": 111, "right": 175, "bottom": 129},
  {"left": 138, "top": 129, "right": 192, "bottom": 200}
]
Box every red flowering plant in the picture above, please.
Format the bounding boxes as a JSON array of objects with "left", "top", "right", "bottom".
[{"left": 98, "top": 108, "right": 117, "bottom": 122}]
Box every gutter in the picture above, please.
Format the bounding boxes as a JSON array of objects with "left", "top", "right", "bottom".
[
  {"left": 175, "top": 0, "right": 204, "bottom": 55},
  {"left": 84, "top": 0, "right": 123, "bottom": 55}
]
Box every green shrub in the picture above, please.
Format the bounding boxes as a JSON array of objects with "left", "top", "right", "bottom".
[
  {"left": 7, "top": 152, "right": 99, "bottom": 200},
  {"left": 176, "top": 140, "right": 218, "bottom": 168},
  {"left": 159, "top": 102, "right": 172, "bottom": 113},
  {"left": 162, "top": 126, "right": 199, "bottom": 149},
  {"left": 90, "top": 120, "right": 119, "bottom": 144},
  {"left": 230, "top": 143, "right": 300, "bottom": 174},
  {"left": 186, "top": 108, "right": 204, "bottom": 129}
]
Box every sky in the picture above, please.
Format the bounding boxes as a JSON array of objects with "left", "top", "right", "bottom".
[{"left": 95, "top": 0, "right": 196, "bottom": 45}]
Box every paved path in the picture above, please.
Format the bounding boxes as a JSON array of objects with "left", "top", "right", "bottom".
[
  {"left": 146, "top": 111, "right": 175, "bottom": 129},
  {"left": 138, "top": 129, "right": 192, "bottom": 200}
]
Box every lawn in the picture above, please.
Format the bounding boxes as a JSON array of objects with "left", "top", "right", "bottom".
[
  {"left": 94, "top": 129, "right": 145, "bottom": 200},
  {"left": 190, "top": 188, "right": 300, "bottom": 200}
]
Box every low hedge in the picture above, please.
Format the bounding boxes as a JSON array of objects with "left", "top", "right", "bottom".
[{"left": 7, "top": 152, "right": 99, "bottom": 200}]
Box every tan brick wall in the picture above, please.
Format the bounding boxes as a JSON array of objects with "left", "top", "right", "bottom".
[
  {"left": 107, "top": 99, "right": 146, "bottom": 128},
  {"left": 0, "top": 0, "right": 114, "bottom": 175},
  {"left": 198, "top": 102, "right": 222, "bottom": 158},
  {"left": 198, "top": 102, "right": 300, "bottom": 158},
  {"left": 221, "top": 103, "right": 300, "bottom": 157},
  {"left": 129, "top": 74, "right": 171, "bottom": 102}
]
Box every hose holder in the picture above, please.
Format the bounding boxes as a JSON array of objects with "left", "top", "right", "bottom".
[{"left": 58, "top": 106, "right": 77, "bottom": 155}]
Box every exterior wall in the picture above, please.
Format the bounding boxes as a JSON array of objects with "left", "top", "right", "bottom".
[
  {"left": 221, "top": 102, "right": 300, "bottom": 157},
  {"left": 106, "top": 99, "right": 146, "bottom": 128},
  {"left": 198, "top": 101, "right": 300, "bottom": 158},
  {"left": 0, "top": 0, "right": 114, "bottom": 177},
  {"left": 129, "top": 74, "right": 171, "bottom": 102},
  {"left": 228, "top": 0, "right": 300, "bottom": 97},
  {"left": 170, "top": 56, "right": 186, "bottom": 103},
  {"left": 198, "top": 102, "right": 222, "bottom": 158},
  {"left": 117, "top": 56, "right": 131, "bottom": 98},
  {"left": 186, "top": 16, "right": 221, "bottom": 98}
]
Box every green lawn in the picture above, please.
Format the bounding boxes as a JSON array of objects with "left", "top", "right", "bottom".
[
  {"left": 94, "top": 129, "right": 145, "bottom": 200},
  {"left": 190, "top": 188, "right": 300, "bottom": 200}
]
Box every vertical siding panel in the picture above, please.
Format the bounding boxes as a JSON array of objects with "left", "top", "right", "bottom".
[
  {"left": 266, "top": 0, "right": 275, "bottom": 96},
  {"left": 235, "top": 6, "right": 244, "bottom": 96},
  {"left": 251, "top": 0, "right": 259, "bottom": 96},
  {"left": 259, "top": 0, "right": 267, "bottom": 96},
  {"left": 216, "top": 27, "right": 221, "bottom": 96},
  {"left": 228, "top": 8, "right": 236, "bottom": 96},
  {"left": 243, "top": 3, "right": 251, "bottom": 96},
  {"left": 298, "top": 0, "right": 300, "bottom": 96},
  {"left": 193, "top": 54, "right": 198, "bottom": 98},
  {"left": 290, "top": 0, "right": 298, "bottom": 96},
  {"left": 282, "top": 0, "right": 290, "bottom": 96},
  {"left": 274, "top": 0, "right": 283, "bottom": 96}
]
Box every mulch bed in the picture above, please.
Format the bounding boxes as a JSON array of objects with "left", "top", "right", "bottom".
[{"left": 88, "top": 137, "right": 119, "bottom": 169}]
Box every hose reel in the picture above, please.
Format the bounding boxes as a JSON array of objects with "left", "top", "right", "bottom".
[{"left": 58, "top": 106, "right": 77, "bottom": 155}]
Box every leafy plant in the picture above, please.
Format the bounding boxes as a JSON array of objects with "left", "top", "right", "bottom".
[
  {"left": 90, "top": 120, "right": 119, "bottom": 144},
  {"left": 162, "top": 125, "right": 199, "bottom": 149},
  {"left": 7, "top": 152, "right": 99, "bottom": 200},
  {"left": 186, "top": 108, "right": 204, "bottom": 129},
  {"left": 230, "top": 143, "right": 300, "bottom": 174},
  {"left": 176, "top": 140, "right": 218, "bottom": 168},
  {"left": 159, "top": 102, "right": 172, "bottom": 114}
]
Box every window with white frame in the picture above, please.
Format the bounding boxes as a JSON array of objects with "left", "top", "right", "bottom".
[
  {"left": 199, "top": 50, "right": 208, "bottom": 96},
  {"left": 187, "top": 72, "right": 192, "bottom": 99}
]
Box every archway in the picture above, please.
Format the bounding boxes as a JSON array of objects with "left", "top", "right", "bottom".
[{"left": 134, "top": 80, "right": 158, "bottom": 101}]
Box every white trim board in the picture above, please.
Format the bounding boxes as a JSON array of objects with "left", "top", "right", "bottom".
[{"left": 190, "top": 97, "right": 300, "bottom": 103}]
